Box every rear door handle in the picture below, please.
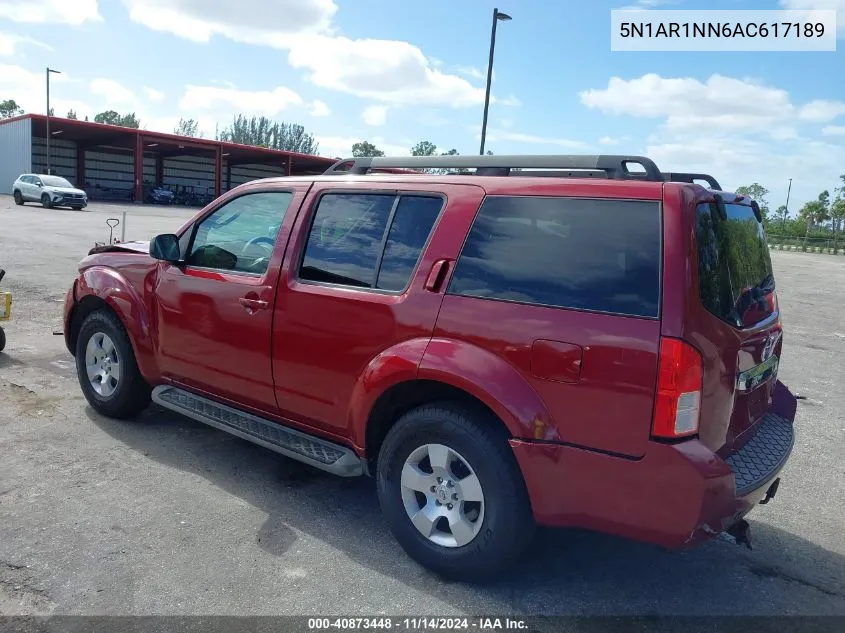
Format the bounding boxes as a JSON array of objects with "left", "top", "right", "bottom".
[
  {"left": 238, "top": 297, "right": 269, "bottom": 311},
  {"left": 425, "top": 259, "right": 452, "bottom": 293}
]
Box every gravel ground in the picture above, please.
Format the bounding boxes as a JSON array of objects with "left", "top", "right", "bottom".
[{"left": 1, "top": 195, "right": 844, "bottom": 617}]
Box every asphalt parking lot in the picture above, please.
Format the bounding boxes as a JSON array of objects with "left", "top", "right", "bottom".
[{"left": 1, "top": 194, "right": 844, "bottom": 617}]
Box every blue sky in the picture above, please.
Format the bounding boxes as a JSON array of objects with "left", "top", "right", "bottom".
[{"left": 1, "top": 0, "right": 843, "bottom": 212}]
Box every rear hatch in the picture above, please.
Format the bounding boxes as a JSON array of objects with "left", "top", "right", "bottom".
[{"left": 689, "top": 194, "right": 781, "bottom": 455}]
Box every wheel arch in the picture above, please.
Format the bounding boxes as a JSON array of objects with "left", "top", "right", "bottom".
[{"left": 364, "top": 379, "right": 511, "bottom": 473}]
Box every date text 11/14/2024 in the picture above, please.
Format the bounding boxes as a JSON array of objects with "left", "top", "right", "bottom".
[{"left": 307, "top": 618, "right": 529, "bottom": 630}]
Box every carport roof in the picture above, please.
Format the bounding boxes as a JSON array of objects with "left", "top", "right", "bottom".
[{"left": 2, "top": 113, "right": 336, "bottom": 172}]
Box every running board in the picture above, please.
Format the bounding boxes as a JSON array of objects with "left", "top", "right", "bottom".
[{"left": 151, "top": 385, "right": 364, "bottom": 477}]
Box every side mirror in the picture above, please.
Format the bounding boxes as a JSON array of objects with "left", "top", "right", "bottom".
[
  {"left": 35, "top": 182, "right": 43, "bottom": 188},
  {"left": 149, "top": 234, "right": 181, "bottom": 263}
]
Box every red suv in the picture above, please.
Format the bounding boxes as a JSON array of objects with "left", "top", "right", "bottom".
[{"left": 63, "top": 155, "right": 796, "bottom": 581}]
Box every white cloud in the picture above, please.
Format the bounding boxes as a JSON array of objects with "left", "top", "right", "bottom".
[
  {"left": 143, "top": 87, "right": 165, "bottom": 102},
  {"left": 798, "top": 100, "right": 845, "bottom": 123},
  {"left": 315, "top": 135, "right": 410, "bottom": 159},
  {"left": 580, "top": 74, "right": 799, "bottom": 133},
  {"left": 123, "top": 0, "right": 498, "bottom": 109},
  {"left": 90, "top": 78, "right": 137, "bottom": 106},
  {"left": 580, "top": 72, "right": 845, "bottom": 210},
  {"left": 599, "top": 135, "right": 631, "bottom": 146},
  {"left": 779, "top": 0, "right": 845, "bottom": 36},
  {"left": 822, "top": 125, "right": 845, "bottom": 137},
  {"left": 454, "top": 66, "right": 493, "bottom": 81},
  {"left": 0, "top": 63, "right": 72, "bottom": 113},
  {"left": 179, "top": 84, "right": 303, "bottom": 116},
  {"left": 0, "top": 0, "right": 100, "bottom": 24},
  {"left": 123, "top": 0, "right": 337, "bottom": 43},
  {"left": 308, "top": 99, "right": 330, "bottom": 116},
  {"left": 481, "top": 129, "right": 590, "bottom": 150},
  {"left": 362, "top": 105, "right": 388, "bottom": 126},
  {"left": 0, "top": 32, "right": 53, "bottom": 56}
]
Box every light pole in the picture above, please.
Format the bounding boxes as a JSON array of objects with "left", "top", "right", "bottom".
[
  {"left": 46, "top": 67, "right": 61, "bottom": 175},
  {"left": 784, "top": 177, "right": 792, "bottom": 233},
  {"left": 479, "top": 8, "right": 511, "bottom": 155}
]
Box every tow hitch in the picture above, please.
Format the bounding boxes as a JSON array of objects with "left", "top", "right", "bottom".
[{"left": 726, "top": 519, "right": 753, "bottom": 550}]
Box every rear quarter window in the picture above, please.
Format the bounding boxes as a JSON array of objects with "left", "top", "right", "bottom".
[
  {"left": 448, "top": 196, "right": 662, "bottom": 318},
  {"left": 695, "top": 202, "right": 775, "bottom": 328}
]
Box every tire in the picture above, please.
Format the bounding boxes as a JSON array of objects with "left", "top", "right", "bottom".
[
  {"left": 376, "top": 402, "right": 535, "bottom": 582},
  {"left": 74, "top": 310, "right": 151, "bottom": 419},
  {"left": 70, "top": 206, "right": 83, "bottom": 211},
  {"left": 0, "top": 326, "right": 5, "bottom": 352},
  {"left": 13, "top": 190, "right": 23, "bottom": 205},
  {"left": 41, "top": 194, "right": 52, "bottom": 209}
]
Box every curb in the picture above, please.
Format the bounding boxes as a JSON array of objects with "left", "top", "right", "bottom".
[{"left": 769, "top": 244, "right": 845, "bottom": 255}]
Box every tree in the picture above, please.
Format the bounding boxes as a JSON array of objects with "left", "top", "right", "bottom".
[
  {"left": 94, "top": 110, "right": 140, "bottom": 128},
  {"left": 66, "top": 109, "right": 77, "bottom": 120},
  {"left": 735, "top": 183, "right": 770, "bottom": 221},
  {"left": 830, "top": 197, "right": 845, "bottom": 251},
  {"left": 174, "top": 117, "right": 201, "bottom": 137},
  {"left": 48, "top": 107, "right": 54, "bottom": 116},
  {"left": 410, "top": 140, "right": 438, "bottom": 156},
  {"left": 799, "top": 194, "right": 830, "bottom": 248},
  {"left": 216, "top": 115, "right": 319, "bottom": 154},
  {"left": 351, "top": 141, "right": 384, "bottom": 157},
  {"left": 774, "top": 205, "right": 789, "bottom": 231},
  {"left": 1, "top": 99, "right": 23, "bottom": 119}
]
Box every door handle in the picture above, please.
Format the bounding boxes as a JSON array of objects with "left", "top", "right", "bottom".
[
  {"left": 424, "top": 259, "right": 452, "bottom": 293},
  {"left": 238, "top": 297, "right": 269, "bottom": 311}
]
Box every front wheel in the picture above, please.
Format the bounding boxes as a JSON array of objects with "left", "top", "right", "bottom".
[
  {"left": 13, "top": 190, "right": 23, "bottom": 205},
  {"left": 376, "top": 403, "right": 535, "bottom": 581},
  {"left": 75, "top": 310, "right": 151, "bottom": 419},
  {"left": 41, "top": 194, "right": 52, "bottom": 209}
]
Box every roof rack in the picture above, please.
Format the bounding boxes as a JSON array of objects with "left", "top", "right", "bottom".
[
  {"left": 323, "top": 154, "right": 722, "bottom": 190},
  {"left": 661, "top": 172, "right": 721, "bottom": 190}
]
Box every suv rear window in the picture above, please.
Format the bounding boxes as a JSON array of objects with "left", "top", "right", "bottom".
[
  {"left": 695, "top": 202, "right": 775, "bottom": 328},
  {"left": 448, "top": 196, "right": 662, "bottom": 317}
]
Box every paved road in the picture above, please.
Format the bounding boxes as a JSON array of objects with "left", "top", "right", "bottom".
[{"left": 1, "top": 197, "right": 844, "bottom": 617}]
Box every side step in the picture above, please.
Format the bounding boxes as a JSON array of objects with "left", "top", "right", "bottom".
[{"left": 151, "top": 385, "right": 364, "bottom": 477}]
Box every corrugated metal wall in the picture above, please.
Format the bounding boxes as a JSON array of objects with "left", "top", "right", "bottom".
[
  {"left": 227, "top": 163, "right": 286, "bottom": 190},
  {"left": 163, "top": 155, "right": 215, "bottom": 193},
  {"left": 83, "top": 148, "right": 134, "bottom": 192},
  {"left": 0, "top": 119, "right": 33, "bottom": 195},
  {"left": 31, "top": 136, "right": 78, "bottom": 184}
]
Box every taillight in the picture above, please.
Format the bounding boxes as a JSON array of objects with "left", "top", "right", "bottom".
[{"left": 651, "top": 337, "right": 702, "bottom": 439}]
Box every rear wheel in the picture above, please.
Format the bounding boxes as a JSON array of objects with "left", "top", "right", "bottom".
[
  {"left": 376, "top": 402, "right": 535, "bottom": 581},
  {"left": 75, "top": 310, "right": 151, "bottom": 419},
  {"left": 40, "top": 193, "right": 52, "bottom": 209},
  {"left": 13, "top": 190, "right": 23, "bottom": 205},
  {"left": 0, "top": 326, "right": 6, "bottom": 352}
]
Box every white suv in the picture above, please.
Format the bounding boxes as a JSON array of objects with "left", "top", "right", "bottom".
[{"left": 12, "top": 174, "right": 88, "bottom": 210}]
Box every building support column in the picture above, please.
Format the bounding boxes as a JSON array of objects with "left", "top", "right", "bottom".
[
  {"left": 285, "top": 155, "right": 292, "bottom": 176},
  {"left": 226, "top": 162, "right": 232, "bottom": 193},
  {"left": 215, "top": 147, "right": 223, "bottom": 198},
  {"left": 134, "top": 134, "right": 144, "bottom": 203}
]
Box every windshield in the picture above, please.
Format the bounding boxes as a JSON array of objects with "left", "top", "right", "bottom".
[
  {"left": 695, "top": 202, "right": 775, "bottom": 328},
  {"left": 41, "top": 176, "right": 74, "bottom": 188}
]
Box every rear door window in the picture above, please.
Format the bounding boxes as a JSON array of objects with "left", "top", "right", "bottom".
[
  {"left": 695, "top": 202, "right": 775, "bottom": 328},
  {"left": 299, "top": 192, "right": 443, "bottom": 291},
  {"left": 448, "top": 196, "right": 662, "bottom": 318}
]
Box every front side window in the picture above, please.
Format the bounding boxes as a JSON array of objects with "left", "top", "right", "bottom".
[
  {"left": 187, "top": 191, "right": 293, "bottom": 274},
  {"left": 299, "top": 192, "right": 443, "bottom": 290},
  {"left": 448, "top": 196, "right": 662, "bottom": 318}
]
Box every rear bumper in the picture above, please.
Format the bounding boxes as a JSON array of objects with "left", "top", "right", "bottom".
[{"left": 511, "top": 398, "right": 795, "bottom": 549}]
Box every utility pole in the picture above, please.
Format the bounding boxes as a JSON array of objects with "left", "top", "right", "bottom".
[
  {"left": 784, "top": 178, "right": 792, "bottom": 233},
  {"left": 46, "top": 67, "right": 61, "bottom": 175},
  {"left": 479, "top": 8, "right": 511, "bottom": 155}
]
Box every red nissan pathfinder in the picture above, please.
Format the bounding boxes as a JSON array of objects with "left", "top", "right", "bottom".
[{"left": 63, "top": 154, "right": 797, "bottom": 581}]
